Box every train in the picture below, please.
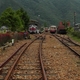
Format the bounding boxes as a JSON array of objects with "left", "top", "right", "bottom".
[
  {"left": 28, "top": 25, "right": 40, "bottom": 34},
  {"left": 57, "top": 24, "right": 66, "bottom": 34},
  {"left": 44, "top": 27, "right": 48, "bottom": 32},
  {"left": 49, "top": 25, "right": 57, "bottom": 33},
  {"left": 57, "top": 22, "right": 70, "bottom": 34}
]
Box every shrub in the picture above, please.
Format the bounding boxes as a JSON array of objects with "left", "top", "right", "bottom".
[{"left": 0, "top": 33, "right": 11, "bottom": 46}]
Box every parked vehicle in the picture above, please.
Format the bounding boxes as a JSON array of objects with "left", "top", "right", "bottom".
[
  {"left": 57, "top": 25, "right": 66, "bottom": 34},
  {"left": 49, "top": 25, "right": 57, "bottom": 33},
  {"left": 28, "top": 25, "right": 37, "bottom": 34},
  {"left": 44, "top": 27, "right": 48, "bottom": 32},
  {"left": 57, "top": 22, "right": 70, "bottom": 34}
]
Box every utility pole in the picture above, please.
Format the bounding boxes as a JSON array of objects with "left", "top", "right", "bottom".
[{"left": 74, "top": 12, "right": 76, "bottom": 27}]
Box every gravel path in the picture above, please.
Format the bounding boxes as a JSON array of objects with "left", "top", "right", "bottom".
[
  {"left": 42, "top": 35, "right": 80, "bottom": 80},
  {"left": 0, "top": 34, "right": 80, "bottom": 80},
  {"left": 0, "top": 39, "right": 31, "bottom": 65}
]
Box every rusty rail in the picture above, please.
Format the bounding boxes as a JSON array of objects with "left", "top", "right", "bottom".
[
  {"left": 39, "top": 36, "right": 47, "bottom": 80},
  {"left": 4, "top": 37, "right": 40, "bottom": 80},
  {"left": 0, "top": 36, "right": 40, "bottom": 80},
  {"left": 54, "top": 34, "right": 80, "bottom": 58},
  {"left": 56, "top": 34, "right": 80, "bottom": 46},
  {"left": 0, "top": 42, "right": 27, "bottom": 74}
]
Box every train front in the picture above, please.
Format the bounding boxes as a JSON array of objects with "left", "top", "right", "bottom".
[
  {"left": 29, "top": 25, "right": 37, "bottom": 34},
  {"left": 49, "top": 25, "right": 57, "bottom": 33}
]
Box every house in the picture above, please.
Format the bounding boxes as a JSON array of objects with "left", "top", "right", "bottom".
[
  {"left": 0, "top": 26, "right": 9, "bottom": 33},
  {"left": 74, "top": 23, "right": 80, "bottom": 31}
]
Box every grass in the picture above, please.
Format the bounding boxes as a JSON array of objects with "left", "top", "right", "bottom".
[{"left": 67, "top": 33, "right": 80, "bottom": 43}]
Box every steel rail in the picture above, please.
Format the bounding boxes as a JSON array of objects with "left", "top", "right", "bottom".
[
  {"left": 62, "top": 41, "right": 80, "bottom": 57},
  {"left": 4, "top": 37, "right": 39, "bottom": 80},
  {"left": 0, "top": 36, "right": 40, "bottom": 69},
  {"left": 0, "top": 43, "right": 27, "bottom": 74},
  {"left": 68, "top": 37, "right": 80, "bottom": 46},
  {"left": 56, "top": 34, "right": 80, "bottom": 46},
  {"left": 0, "top": 43, "right": 27, "bottom": 68},
  {"left": 54, "top": 35, "right": 80, "bottom": 58},
  {"left": 39, "top": 36, "right": 47, "bottom": 80}
]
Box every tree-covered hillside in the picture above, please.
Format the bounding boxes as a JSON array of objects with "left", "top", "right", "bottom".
[
  {"left": 0, "top": 0, "right": 21, "bottom": 11},
  {"left": 0, "top": 0, "right": 80, "bottom": 26}
]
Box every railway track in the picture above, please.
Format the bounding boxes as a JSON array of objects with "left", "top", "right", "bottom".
[
  {"left": 54, "top": 34, "right": 80, "bottom": 58},
  {"left": 0, "top": 35, "right": 48, "bottom": 80},
  {"left": 41, "top": 34, "right": 80, "bottom": 79},
  {"left": 12, "top": 38, "right": 43, "bottom": 80},
  {"left": 0, "top": 34, "right": 80, "bottom": 79}
]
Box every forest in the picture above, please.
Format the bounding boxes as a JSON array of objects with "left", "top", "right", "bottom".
[{"left": 0, "top": 0, "right": 80, "bottom": 25}]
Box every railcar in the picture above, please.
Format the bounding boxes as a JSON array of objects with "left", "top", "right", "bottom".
[
  {"left": 57, "top": 22, "right": 70, "bottom": 34},
  {"left": 28, "top": 25, "right": 37, "bottom": 34},
  {"left": 44, "top": 27, "right": 48, "bottom": 32},
  {"left": 49, "top": 25, "right": 57, "bottom": 33},
  {"left": 57, "top": 25, "right": 66, "bottom": 34}
]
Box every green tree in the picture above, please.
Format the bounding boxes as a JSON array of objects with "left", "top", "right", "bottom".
[
  {"left": 62, "top": 20, "right": 70, "bottom": 28},
  {"left": 16, "top": 8, "right": 30, "bottom": 30},
  {"left": 0, "top": 7, "right": 23, "bottom": 31},
  {"left": 67, "top": 27, "right": 74, "bottom": 34},
  {"left": 44, "top": 22, "right": 48, "bottom": 27},
  {"left": 0, "top": 7, "right": 14, "bottom": 29}
]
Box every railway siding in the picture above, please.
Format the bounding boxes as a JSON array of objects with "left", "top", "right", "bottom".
[
  {"left": 55, "top": 34, "right": 80, "bottom": 57},
  {"left": 42, "top": 35, "right": 80, "bottom": 80},
  {"left": 12, "top": 39, "right": 42, "bottom": 79}
]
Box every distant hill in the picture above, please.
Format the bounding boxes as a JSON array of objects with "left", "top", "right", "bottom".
[
  {"left": 0, "top": 0, "right": 21, "bottom": 11},
  {"left": 0, "top": 0, "right": 80, "bottom": 26}
]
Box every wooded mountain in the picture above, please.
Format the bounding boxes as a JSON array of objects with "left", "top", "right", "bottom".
[{"left": 0, "top": 0, "right": 80, "bottom": 26}]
